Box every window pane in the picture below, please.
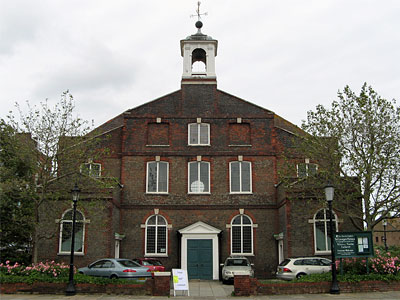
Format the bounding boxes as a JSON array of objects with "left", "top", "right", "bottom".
[
  {"left": 157, "top": 215, "right": 166, "bottom": 225},
  {"left": 147, "top": 162, "right": 157, "bottom": 192},
  {"left": 242, "top": 226, "right": 252, "bottom": 253},
  {"left": 189, "top": 162, "right": 198, "bottom": 192},
  {"left": 157, "top": 227, "right": 167, "bottom": 253},
  {"left": 189, "top": 124, "right": 198, "bottom": 144},
  {"left": 147, "top": 215, "right": 156, "bottom": 225},
  {"left": 308, "top": 164, "right": 317, "bottom": 176},
  {"left": 200, "top": 162, "right": 209, "bottom": 192},
  {"left": 81, "top": 164, "right": 90, "bottom": 175},
  {"left": 242, "top": 215, "right": 251, "bottom": 224},
  {"left": 232, "top": 216, "right": 241, "bottom": 224},
  {"left": 61, "top": 222, "right": 72, "bottom": 252},
  {"left": 199, "top": 124, "right": 209, "bottom": 144},
  {"left": 241, "top": 162, "right": 251, "bottom": 192},
  {"left": 91, "top": 164, "right": 101, "bottom": 177},
  {"left": 63, "top": 211, "right": 73, "bottom": 220},
  {"left": 74, "top": 223, "right": 84, "bottom": 252},
  {"left": 158, "top": 162, "right": 168, "bottom": 192},
  {"left": 230, "top": 162, "right": 240, "bottom": 192},
  {"left": 315, "top": 221, "right": 326, "bottom": 251},
  {"left": 298, "top": 163, "right": 307, "bottom": 177},
  {"left": 232, "top": 226, "right": 241, "bottom": 253},
  {"left": 146, "top": 227, "right": 156, "bottom": 253}
]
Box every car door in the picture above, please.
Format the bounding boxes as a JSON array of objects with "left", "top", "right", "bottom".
[
  {"left": 101, "top": 260, "right": 115, "bottom": 277},
  {"left": 319, "top": 258, "right": 332, "bottom": 273},
  {"left": 86, "top": 260, "right": 105, "bottom": 277}
]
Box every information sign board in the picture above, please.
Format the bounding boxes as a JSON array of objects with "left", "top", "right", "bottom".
[
  {"left": 334, "top": 231, "right": 374, "bottom": 258},
  {"left": 172, "top": 269, "right": 189, "bottom": 296}
]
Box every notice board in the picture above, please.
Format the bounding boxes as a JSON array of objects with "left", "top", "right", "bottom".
[
  {"left": 172, "top": 269, "right": 189, "bottom": 296},
  {"left": 334, "top": 231, "right": 374, "bottom": 258}
]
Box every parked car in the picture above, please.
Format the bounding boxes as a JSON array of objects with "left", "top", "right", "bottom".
[
  {"left": 78, "top": 258, "right": 152, "bottom": 280},
  {"left": 132, "top": 258, "right": 165, "bottom": 272},
  {"left": 276, "top": 257, "right": 331, "bottom": 280},
  {"left": 220, "top": 256, "right": 254, "bottom": 284}
]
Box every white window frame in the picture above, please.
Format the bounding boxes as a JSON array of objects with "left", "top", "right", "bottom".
[
  {"left": 58, "top": 209, "right": 86, "bottom": 255},
  {"left": 297, "top": 163, "right": 318, "bottom": 177},
  {"left": 188, "top": 123, "right": 210, "bottom": 146},
  {"left": 229, "top": 161, "right": 252, "bottom": 194},
  {"left": 145, "top": 215, "right": 168, "bottom": 257},
  {"left": 146, "top": 161, "right": 169, "bottom": 194},
  {"left": 80, "top": 162, "right": 101, "bottom": 177},
  {"left": 313, "top": 208, "right": 338, "bottom": 255},
  {"left": 188, "top": 161, "right": 210, "bottom": 194},
  {"left": 230, "top": 214, "right": 254, "bottom": 255}
]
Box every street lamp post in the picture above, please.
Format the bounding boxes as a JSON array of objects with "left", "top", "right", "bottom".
[
  {"left": 325, "top": 183, "right": 340, "bottom": 295},
  {"left": 66, "top": 183, "right": 80, "bottom": 296},
  {"left": 382, "top": 219, "right": 388, "bottom": 252}
]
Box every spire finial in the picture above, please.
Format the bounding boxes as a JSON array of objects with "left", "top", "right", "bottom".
[{"left": 191, "top": 1, "right": 207, "bottom": 31}]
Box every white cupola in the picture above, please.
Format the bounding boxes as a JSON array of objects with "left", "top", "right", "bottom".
[{"left": 180, "top": 20, "right": 218, "bottom": 85}]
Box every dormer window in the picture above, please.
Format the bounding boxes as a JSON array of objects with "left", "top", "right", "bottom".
[
  {"left": 188, "top": 123, "right": 210, "bottom": 146},
  {"left": 80, "top": 161, "right": 101, "bottom": 178},
  {"left": 297, "top": 162, "right": 318, "bottom": 178}
]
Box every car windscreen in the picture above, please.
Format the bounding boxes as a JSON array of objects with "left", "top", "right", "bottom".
[
  {"left": 118, "top": 260, "right": 141, "bottom": 267},
  {"left": 226, "top": 259, "right": 248, "bottom": 266}
]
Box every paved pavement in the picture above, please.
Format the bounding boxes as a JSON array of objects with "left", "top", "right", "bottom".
[{"left": 1, "top": 280, "right": 400, "bottom": 300}]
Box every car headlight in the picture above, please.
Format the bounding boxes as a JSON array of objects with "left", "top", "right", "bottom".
[{"left": 224, "top": 270, "right": 232, "bottom": 275}]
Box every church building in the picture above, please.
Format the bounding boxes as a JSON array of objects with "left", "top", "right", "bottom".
[{"left": 38, "top": 18, "right": 359, "bottom": 279}]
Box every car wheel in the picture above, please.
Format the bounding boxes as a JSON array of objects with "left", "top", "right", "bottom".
[
  {"left": 110, "top": 274, "right": 118, "bottom": 279},
  {"left": 296, "top": 273, "right": 306, "bottom": 279}
]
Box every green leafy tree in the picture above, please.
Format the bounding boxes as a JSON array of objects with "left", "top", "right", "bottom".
[
  {"left": 294, "top": 83, "right": 400, "bottom": 230},
  {"left": 6, "top": 91, "right": 110, "bottom": 263},
  {"left": 0, "top": 120, "right": 35, "bottom": 264}
]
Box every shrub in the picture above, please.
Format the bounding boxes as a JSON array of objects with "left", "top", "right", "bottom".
[{"left": 0, "top": 260, "right": 71, "bottom": 278}]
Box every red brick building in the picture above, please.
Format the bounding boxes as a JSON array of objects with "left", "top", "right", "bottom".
[{"left": 38, "top": 21, "right": 360, "bottom": 279}]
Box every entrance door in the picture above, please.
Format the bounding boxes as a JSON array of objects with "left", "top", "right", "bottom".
[{"left": 187, "top": 239, "right": 213, "bottom": 280}]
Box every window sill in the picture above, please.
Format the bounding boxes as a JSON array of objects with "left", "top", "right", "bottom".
[
  {"left": 229, "top": 192, "right": 253, "bottom": 195},
  {"left": 230, "top": 253, "right": 254, "bottom": 257},
  {"left": 146, "top": 192, "right": 169, "bottom": 195},
  {"left": 188, "top": 192, "right": 211, "bottom": 195},
  {"left": 315, "top": 251, "right": 332, "bottom": 255},
  {"left": 188, "top": 144, "right": 210, "bottom": 147},
  {"left": 57, "top": 252, "right": 85, "bottom": 256}
]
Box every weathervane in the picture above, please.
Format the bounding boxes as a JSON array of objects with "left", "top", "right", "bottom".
[{"left": 191, "top": 1, "right": 207, "bottom": 21}]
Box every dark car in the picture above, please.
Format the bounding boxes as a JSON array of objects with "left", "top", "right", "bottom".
[
  {"left": 133, "top": 258, "right": 166, "bottom": 272},
  {"left": 78, "top": 258, "right": 152, "bottom": 279}
]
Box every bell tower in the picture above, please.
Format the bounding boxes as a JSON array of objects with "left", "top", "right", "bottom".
[{"left": 180, "top": 3, "right": 217, "bottom": 85}]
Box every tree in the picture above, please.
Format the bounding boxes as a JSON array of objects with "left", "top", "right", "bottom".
[
  {"left": 294, "top": 83, "right": 400, "bottom": 230},
  {"left": 5, "top": 91, "right": 109, "bottom": 263},
  {"left": 0, "top": 121, "right": 35, "bottom": 264}
]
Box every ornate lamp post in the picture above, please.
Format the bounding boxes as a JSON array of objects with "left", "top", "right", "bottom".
[
  {"left": 382, "top": 218, "right": 388, "bottom": 252},
  {"left": 325, "top": 183, "right": 340, "bottom": 294},
  {"left": 66, "top": 183, "right": 80, "bottom": 296}
]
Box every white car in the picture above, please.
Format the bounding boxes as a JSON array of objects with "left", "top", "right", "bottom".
[
  {"left": 276, "top": 257, "right": 331, "bottom": 280},
  {"left": 220, "top": 256, "right": 254, "bottom": 284}
]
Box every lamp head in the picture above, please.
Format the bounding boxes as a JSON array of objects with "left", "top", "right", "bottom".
[
  {"left": 324, "top": 183, "right": 334, "bottom": 203},
  {"left": 382, "top": 219, "right": 388, "bottom": 226},
  {"left": 71, "top": 183, "right": 81, "bottom": 202}
]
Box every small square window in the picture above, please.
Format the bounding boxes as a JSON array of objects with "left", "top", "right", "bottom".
[
  {"left": 188, "top": 123, "right": 210, "bottom": 146},
  {"left": 297, "top": 163, "right": 318, "bottom": 177},
  {"left": 80, "top": 162, "right": 101, "bottom": 177}
]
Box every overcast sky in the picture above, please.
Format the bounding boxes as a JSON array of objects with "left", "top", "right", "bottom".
[{"left": 1, "top": 0, "right": 399, "bottom": 129}]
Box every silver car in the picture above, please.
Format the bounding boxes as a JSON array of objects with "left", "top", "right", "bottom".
[
  {"left": 78, "top": 258, "right": 152, "bottom": 280},
  {"left": 276, "top": 257, "right": 331, "bottom": 280},
  {"left": 220, "top": 256, "right": 254, "bottom": 284}
]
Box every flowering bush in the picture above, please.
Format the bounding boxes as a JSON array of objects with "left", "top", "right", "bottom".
[
  {"left": 371, "top": 249, "right": 400, "bottom": 275},
  {"left": 0, "top": 260, "right": 72, "bottom": 278},
  {"left": 334, "top": 247, "right": 400, "bottom": 276}
]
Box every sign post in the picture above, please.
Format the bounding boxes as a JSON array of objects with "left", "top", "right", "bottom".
[{"left": 172, "top": 269, "right": 189, "bottom": 296}]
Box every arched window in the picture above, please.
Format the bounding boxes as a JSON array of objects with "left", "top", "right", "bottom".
[
  {"left": 145, "top": 215, "right": 168, "bottom": 256},
  {"left": 231, "top": 214, "right": 253, "bottom": 255},
  {"left": 313, "top": 208, "right": 338, "bottom": 254},
  {"left": 59, "top": 209, "right": 85, "bottom": 254}
]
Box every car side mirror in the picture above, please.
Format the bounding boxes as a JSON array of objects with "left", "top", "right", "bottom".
[
  {"left": 251, "top": 263, "right": 254, "bottom": 266},
  {"left": 220, "top": 263, "right": 224, "bottom": 267}
]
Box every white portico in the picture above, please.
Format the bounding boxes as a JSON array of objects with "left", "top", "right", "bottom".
[{"left": 178, "top": 221, "right": 221, "bottom": 280}]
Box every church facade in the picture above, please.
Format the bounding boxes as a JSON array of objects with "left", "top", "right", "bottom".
[{"left": 37, "top": 21, "right": 360, "bottom": 279}]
